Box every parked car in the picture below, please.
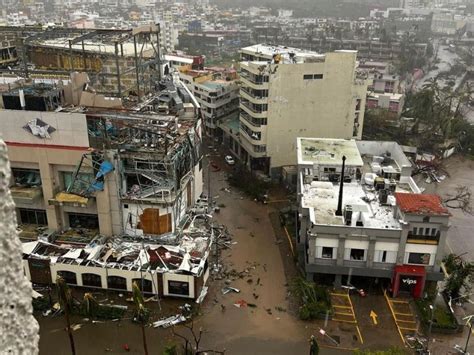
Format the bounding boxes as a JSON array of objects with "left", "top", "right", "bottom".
[{"left": 225, "top": 155, "right": 235, "bottom": 165}]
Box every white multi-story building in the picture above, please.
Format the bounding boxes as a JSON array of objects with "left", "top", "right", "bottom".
[
  {"left": 236, "top": 44, "right": 369, "bottom": 178},
  {"left": 296, "top": 138, "right": 448, "bottom": 298}
]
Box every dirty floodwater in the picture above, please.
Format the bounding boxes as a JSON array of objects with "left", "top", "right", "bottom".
[{"left": 36, "top": 151, "right": 364, "bottom": 355}]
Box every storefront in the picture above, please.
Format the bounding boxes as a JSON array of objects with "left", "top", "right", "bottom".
[{"left": 391, "top": 265, "right": 426, "bottom": 299}]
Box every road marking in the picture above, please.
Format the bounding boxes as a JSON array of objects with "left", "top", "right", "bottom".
[
  {"left": 346, "top": 291, "right": 364, "bottom": 344},
  {"left": 332, "top": 318, "right": 357, "bottom": 323},
  {"left": 384, "top": 289, "right": 407, "bottom": 345},
  {"left": 331, "top": 293, "right": 350, "bottom": 297},
  {"left": 393, "top": 312, "right": 413, "bottom": 316},
  {"left": 355, "top": 325, "right": 364, "bottom": 345},
  {"left": 319, "top": 344, "right": 358, "bottom": 351},
  {"left": 370, "top": 310, "right": 378, "bottom": 325},
  {"left": 282, "top": 226, "right": 295, "bottom": 257},
  {"left": 333, "top": 305, "right": 352, "bottom": 309}
]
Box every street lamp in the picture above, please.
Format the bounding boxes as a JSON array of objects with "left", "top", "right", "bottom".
[{"left": 463, "top": 315, "right": 474, "bottom": 354}]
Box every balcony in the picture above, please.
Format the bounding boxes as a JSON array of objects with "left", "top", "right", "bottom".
[
  {"left": 240, "top": 87, "right": 268, "bottom": 104},
  {"left": 240, "top": 111, "right": 266, "bottom": 128},
  {"left": 407, "top": 233, "right": 439, "bottom": 245},
  {"left": 240, "top": 100, "right": 267, "bottom": 119},
  {"left": 10, "top": 185, "right": 43, "bottom": 205},
  {"left": 239, "top": 70, "right": 269, "bottom": 89}
]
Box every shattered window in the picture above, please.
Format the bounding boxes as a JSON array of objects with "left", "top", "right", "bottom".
[
  {"left": 107, "top": 276, "right": 127, "bottom": 290},
  {"left": 168, "top": 280, "right": 189, "bottom": 296},
  {"left": 68, "top": 213, "right": 99, "bottom": 230},
  {"left": 19, "top": 208, "right": 48, "bottom": 225},
  {"left": 58, "top": 271, "right": 77, "bottom": 285},
  {"left": 62, "top": 171, "right": 94, "bottom": 192},
  {"left": 11, "top": 168, "right": 41, "bottom": 187},
  {"left": 82, "top": 273, "right": 102, "bottom": 288}
]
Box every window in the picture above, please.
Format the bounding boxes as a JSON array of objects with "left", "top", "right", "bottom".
[
  {"left": 431, "top": 228, "right": 437, "bottom": 236},
  {"left": 68, "top": 213, "right": 99, "bottom": 229},
  {"left": 413, "top": 227, "right": 418, "bottom": 235},
  {"left": 350, "top": 248, "right": 365, "bottom": 261},
  {"left": 82, "top": 273, "right": 102, "bottom": 287},
  {"left": 132, "top": 279, "right": 153, "bottom": 293},
  {"left": 107, "top": 276, "right": 127, "bottom": 290},
  {"left": 408, "top": 253, "right": 430, "bottom": 265},
  {"left": 58, "top": 271, "right": 77, "bottom": 285},
  {"left": 423, "top": 216, "right": 430, "bottom": 223},
  {"left": 18, "top": 208, "right": 48, "bottom": 225},
  {"left": 322, "top": 247, "right": 334, "bottom": 259},
  {"left": 381, "top": 251, "right": 387, "bottom": 263},
  {"left": 62, "top": 171, "right": 94, "bottom": 192},
  {"left": 168, "top": 280, "right": 189, "bottom": 296},
  {"left": 304, "top": 74, "right": 324, "bottom": 80},
  {"left": 12, "top": 168, "right": 41, "bottom": 187}
]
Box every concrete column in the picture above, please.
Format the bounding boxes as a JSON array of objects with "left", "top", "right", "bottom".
[
  {"left": 305, "top": 272, "right": 314, "bottom": 282},
  {"left": 367, "top": 235, "right": 376, "bottom": 268},
  {"left": 396, "top": 224, "right": 409, "bottom": 265},
  {"left": 334, "top": 274, "right": 342, "bottom": 288},
  {"left": 38, "top": 151, "right": 60, "bottom": 231},
  {"left": 434, "top": 224, "right": 450, "bottom": 270},
  {"left": 337, "top": 235, "right": 347, "bottom": 266}
]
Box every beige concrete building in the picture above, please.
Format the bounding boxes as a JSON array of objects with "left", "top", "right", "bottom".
[{"left": 234, "top": 44, "right": 369, "bottom": 178}]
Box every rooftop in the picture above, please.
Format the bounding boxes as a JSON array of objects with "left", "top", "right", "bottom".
[
  {"left": 301, "top": 181, "right": 403, "bottom": 229},
  {"left": 240, "top": 44, "right": 326, "bottom": 64},
  {"left": 297, "top": 138, "right": 364, "bottom": 167},
  {"left": 22, "top": 214, "right": 214, "bottom": 276},
  {"left": 395, "top": 193, "right": 450, "bottom": 216}
]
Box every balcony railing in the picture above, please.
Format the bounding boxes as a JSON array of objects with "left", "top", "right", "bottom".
[
  {"left": 407, "top": 233, "right": 439, "bottom": 245},
  {"left": 240, "top": 110, "right": 266, "bottom": 127},
  {"left": 240, "top": 99, "right": 267, "bottom": 115}
]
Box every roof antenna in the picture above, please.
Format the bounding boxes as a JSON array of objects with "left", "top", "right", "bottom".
[{"left": 335, "top": 155, "right": 346, "bottom": 216}]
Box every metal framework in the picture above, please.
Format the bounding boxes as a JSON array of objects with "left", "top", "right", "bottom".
[{"left": 0, "top": 26, "right": 161, "bottom": 100}]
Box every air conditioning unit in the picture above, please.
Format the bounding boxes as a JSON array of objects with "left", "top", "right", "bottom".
[{"left": 344, "top": 205, "right": 353, "bottom": 226}]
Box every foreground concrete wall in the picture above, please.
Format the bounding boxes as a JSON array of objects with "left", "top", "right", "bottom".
[{"left": 0, "top": 139, "right": 39, "bottom": 354}]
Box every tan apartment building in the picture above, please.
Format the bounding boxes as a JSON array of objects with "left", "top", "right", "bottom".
[{"left": 232, "top": 44, "right": 369, "bottom": 178}]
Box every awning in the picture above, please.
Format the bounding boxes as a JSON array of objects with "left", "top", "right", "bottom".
[
  {"left": 48, "top": 191, "right": 89, "bottom": 207},
  {"left": 394, "top": 264, "right": 426, "bottom": 276}
]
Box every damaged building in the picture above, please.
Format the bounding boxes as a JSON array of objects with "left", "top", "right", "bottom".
[
  {"left": 1, "top": 63, "right": 209, "bottom": 298},
  {"left": 21, "top": 215, "right": 212, "bottom": 299},
  {"left": 0, "top": 25, "right": 160, "bottom": 99},
  {"left": 296, "top": 138, "right": 449, "bottom": 298}
]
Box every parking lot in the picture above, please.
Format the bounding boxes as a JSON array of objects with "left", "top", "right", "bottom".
[{"left": 325, "top": 288, "right": 407, "bottom": 351}]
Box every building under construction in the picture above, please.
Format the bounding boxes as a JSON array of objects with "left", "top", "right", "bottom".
[{"left": 0, "top": 25, "right": 161, "bottom": 99}]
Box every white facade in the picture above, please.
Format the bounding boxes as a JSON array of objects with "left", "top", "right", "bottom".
[{"left": 238, "top": 45, "right": 369, "bottom": 177}]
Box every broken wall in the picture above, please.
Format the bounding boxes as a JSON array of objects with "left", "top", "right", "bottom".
[{"left": 122, "top": 202, "right": 174, "bottom": 236}]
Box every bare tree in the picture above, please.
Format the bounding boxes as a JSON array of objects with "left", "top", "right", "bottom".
[
  {"left": 56, "top": 276, "right": 76, "bottom": 355},
  {"left": 443, "top": 185, "right": 473, "bottom": 214},
  {"left": 171, "top": 321, "right": 225, "bottom": 355}
]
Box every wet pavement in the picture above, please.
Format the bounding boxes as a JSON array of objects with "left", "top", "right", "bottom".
[{"left": 36, "top": 146, "right": 419, "bottom": 354}]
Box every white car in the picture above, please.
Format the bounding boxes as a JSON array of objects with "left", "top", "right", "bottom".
[{"left": 225, "top": 155, "right": 235, "bottom": 165}]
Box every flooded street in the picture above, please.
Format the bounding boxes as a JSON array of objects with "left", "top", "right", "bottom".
[{"left": 36, "top": 151, "right": 348, "bottom": 354}]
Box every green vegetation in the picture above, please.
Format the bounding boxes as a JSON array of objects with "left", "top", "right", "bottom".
[
  {"left": 354, "top": 347, "right": 408, "bottom": 355},
  {"left": 291, "top": 277, "right": 331, "bottom": 320},
  {"left": 227, "top": 165, "right": 271, "bottom": 200},
  {"left": 443, "top": 254, "right": 474, "bottom": 299},
  {"left": 415, "top": 298, "right": 458, "bottom": 330}
]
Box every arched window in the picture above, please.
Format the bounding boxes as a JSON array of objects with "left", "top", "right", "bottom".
[
  {"left": 132, "top": 278, "right": 153, "bottom": 293},
  {"left": 107, "top": 276, "right": 127, "bottom": 290},
  {"left": 57, "top": 271, "right": 77, "bottom": 285},
  {"left": 82, "top": 273, "right": 102, "bottom": 288}
]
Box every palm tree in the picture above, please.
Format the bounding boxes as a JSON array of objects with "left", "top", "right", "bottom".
[
  {"left": 56, "top": 276, "right": 76, "bottom": 355},
  {"left": 132, "top": 281, "right": 150, "bottom": 355}
]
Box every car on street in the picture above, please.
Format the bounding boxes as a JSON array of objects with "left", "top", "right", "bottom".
[{"left": 225, "top": 155, "right": 235, "bottom": 165}]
